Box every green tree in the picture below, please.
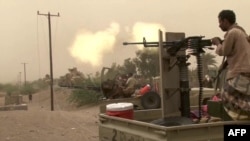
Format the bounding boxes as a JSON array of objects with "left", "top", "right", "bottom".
[
  {"left": 2, "top": 84, "right": 19, "bottom": 96},
  {"left": 0, "top": 83, "right": 3, "bottom": 91},
  {"left": 103, "top": 63, "right": 121, "bottom": 80},
  {"left": 134, "top": 48, "right": 159, "bottom": 78},
  {"left": 202, "top": 53, "right": 217, "bottom": 76},
  {"left": 189, "top": 53, "right": 218, "bottom": 87},
  {"left": 20, "top": 82, "right": 38, "bottom": 95},
  {"left": 119, "top": 58, "right": 137, "bottom": 74}
]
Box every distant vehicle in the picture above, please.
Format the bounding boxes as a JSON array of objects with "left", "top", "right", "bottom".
[{"left": 99, "top": 70, "right": 216, "bottom": 112}]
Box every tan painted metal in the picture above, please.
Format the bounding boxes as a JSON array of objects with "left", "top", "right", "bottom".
[{"left": 98, "top": 30, "right": 248, "bottom": 141}]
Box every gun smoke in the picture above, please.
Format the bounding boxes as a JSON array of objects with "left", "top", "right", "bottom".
[
  {"left": 69, "top": 22, "right": 120, "bottom": 67},
  {"left": 69, "top": 22, "right": 166, "bottom": 67}
]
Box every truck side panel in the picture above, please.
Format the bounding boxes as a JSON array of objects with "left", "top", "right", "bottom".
[{"left": 99, "top": 113, "right": 249, "bottom": 141}]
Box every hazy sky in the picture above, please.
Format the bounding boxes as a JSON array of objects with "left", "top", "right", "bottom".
[{"left": 1, "top": 0, "right": 250, "bottom": 83}]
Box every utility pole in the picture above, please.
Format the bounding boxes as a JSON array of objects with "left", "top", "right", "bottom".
[
  {"left": 19, "top": 72, "right": 22, "bottom": 88},
  {"left": 21, "top": 63, "right": 31, "bottom": 102},
  {"left": 21, "top": 63, "right": 27, "bottom": 85},
  {"left": 37, "top": 11, "right": 60, "bottom": 111}
]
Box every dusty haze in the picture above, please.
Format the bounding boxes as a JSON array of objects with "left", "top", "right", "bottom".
[{"left": 1, "top": 0, "right": 250, "bottom": 83}]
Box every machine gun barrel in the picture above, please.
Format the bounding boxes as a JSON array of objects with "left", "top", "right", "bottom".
[
  {"left": 123, "top": 37, "right": 162, "bottom": 47},
  {"left": 123, "top": 42, "right": 159, "bottom": 47}
]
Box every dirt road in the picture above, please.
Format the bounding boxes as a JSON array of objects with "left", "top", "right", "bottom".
[{"left": 0, "top": 88, "right": 100, "bottom": 141}]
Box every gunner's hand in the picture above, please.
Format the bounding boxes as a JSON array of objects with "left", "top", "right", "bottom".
[{"left": 211, "top": 37, "right": 222, "bottom": 46}]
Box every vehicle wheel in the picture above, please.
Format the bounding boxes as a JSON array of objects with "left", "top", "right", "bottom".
[{"left": 141, "top": 91, "right": 161, "bottom": 109}]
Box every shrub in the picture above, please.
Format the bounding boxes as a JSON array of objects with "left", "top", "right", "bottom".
[
  {"left": 2, "top": 84, "right": 19, "bottom": 96},
  {"left": 68, "top": 89, "right": 102, "bottom": 107},
  {"left": 20, "top": 83, "right": 37, "bottom": 95}
]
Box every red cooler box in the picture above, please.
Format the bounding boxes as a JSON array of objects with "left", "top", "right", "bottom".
[{"left": 106, "top": 102, "right": 134, "bottom": 119}]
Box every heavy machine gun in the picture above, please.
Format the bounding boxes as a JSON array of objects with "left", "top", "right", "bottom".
[
  {"left": 123, "top": 36, "right": 212, "bottom": 55},
  {"left": 124, "top": 35, "right": 212, "bottom": 122}
]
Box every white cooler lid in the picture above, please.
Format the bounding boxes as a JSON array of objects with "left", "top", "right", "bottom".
[{"left": 106, "top": 102, "right": 133, "bottom": 111}]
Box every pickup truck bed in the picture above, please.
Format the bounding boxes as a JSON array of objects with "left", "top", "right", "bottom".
[{"left": 99, "top": 109, "right": 249, "bottom": 141}]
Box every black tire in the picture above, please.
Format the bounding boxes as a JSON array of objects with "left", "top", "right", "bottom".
[{"left": 141, "top": 91, "right": 161, "bottom": 109}]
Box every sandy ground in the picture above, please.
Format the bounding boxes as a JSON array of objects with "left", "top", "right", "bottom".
[{"left": 0, "top": 87, "right": 100, "bottom": 141}]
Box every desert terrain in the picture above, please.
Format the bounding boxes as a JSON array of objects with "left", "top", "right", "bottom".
[{"left": 0, "top": 87, "right": 100, "bottom": 141}]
